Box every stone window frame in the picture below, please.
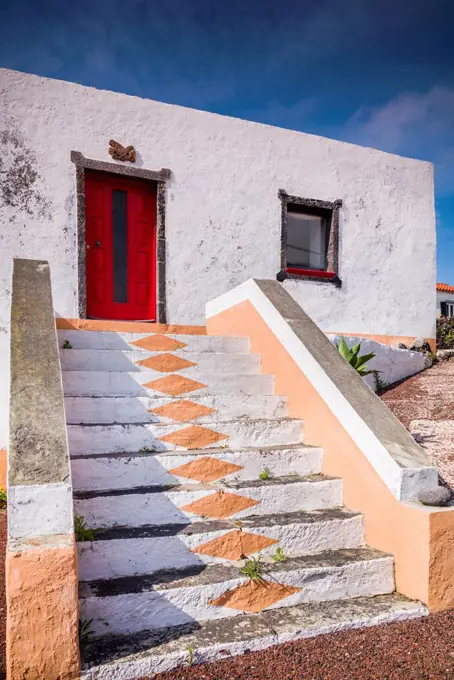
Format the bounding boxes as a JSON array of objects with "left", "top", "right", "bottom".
[
  {"left": 276, "top": 189, "right": 342, "bottom": 288},
  {"left": 71, "top": 151, "right": 171, "bottom": 322}
]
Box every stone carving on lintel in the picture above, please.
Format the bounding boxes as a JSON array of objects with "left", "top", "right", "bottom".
[{"left": 108, "top": 139, "right": 136, "bottom": 163}]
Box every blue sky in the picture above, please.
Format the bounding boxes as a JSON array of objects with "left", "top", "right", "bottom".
[{"left": 2, "top": 0, "right": 454, "bottom": 283}]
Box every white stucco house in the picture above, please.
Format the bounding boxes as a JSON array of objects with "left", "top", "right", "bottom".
[
  {"left": 436, "top": 283, "right": 454, "bottom": 317},
  {"left": 0, "top": 67, "right": 437, "bottom": 449}
]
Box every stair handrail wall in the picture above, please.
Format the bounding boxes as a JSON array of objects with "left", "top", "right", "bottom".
[
  {"left": 206, "top": 278, "right": 454, "bottom": 611},
  {"left": 6, "top": 258, "right": 80, "bottom": 679}
]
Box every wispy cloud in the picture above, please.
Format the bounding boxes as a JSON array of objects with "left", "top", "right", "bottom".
[{"left": 342, "top": 87, "right": 454, "bottom": 194}]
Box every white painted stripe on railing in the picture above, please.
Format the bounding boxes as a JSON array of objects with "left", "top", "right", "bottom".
[{"left": 8, "top": 482, "right": 74, "bottom": 538}]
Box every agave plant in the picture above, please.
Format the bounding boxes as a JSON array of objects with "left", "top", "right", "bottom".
[{"left": 336, "top": 336, "right": 376, "bottom": 377}]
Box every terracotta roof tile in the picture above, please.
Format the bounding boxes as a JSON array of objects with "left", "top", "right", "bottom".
[{"left": 436, "top": 282, "right": 454, "bottom": 293}]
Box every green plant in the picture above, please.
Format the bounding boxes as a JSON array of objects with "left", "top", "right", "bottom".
[
  {"left": 139, "top": 446, "right": 155, "bottom": 453},
  {"left": 336, "top": 336, "right": 376, "bottom": 377},
  {"left": 271, "top": 547, "right": 287, "bottom": 562},
  {"left": 0, "top": 488, "right": 6, "bottom": 509},
  {"left": 62, "top": 339, "right": 73, "bottom": 349},
  {"left": 74, "top": 515, "right": 96, "bottom": 542},
  {"left": 373, "top": 370, "right": 389, "bottom": 392},
  {"left": 258, "top": 467, "right": 271, "bottom": 481},
  {"left": 186, "top": 645, "right": 195, "bottom": 666},
  {"left": 240, "top": 556, "right": 265, "bottom": 583},
  {"left": 437, "top": 316, "right": 454, "bottom": 349},
  {"left": 79, "top": 618, "right": 93, "bottom": 648}
]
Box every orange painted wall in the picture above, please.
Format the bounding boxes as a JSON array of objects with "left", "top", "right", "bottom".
[
  {"left": 208, "top": 301, "right": 454, "bottom": 611},
  {"left": 0, "top": 449, "right": 6, "bottom": 489},
  {"left": 6, "top": 542, "right": 80, "bottom": 680}
]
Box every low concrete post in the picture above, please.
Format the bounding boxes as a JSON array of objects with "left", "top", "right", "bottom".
[{"left": 6, "top": 259, "right": 79, "bottom": 680}]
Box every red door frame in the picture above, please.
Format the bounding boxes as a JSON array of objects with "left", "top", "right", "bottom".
[{"left": 85, "top": 171, "right": 157, "bottom": 321}]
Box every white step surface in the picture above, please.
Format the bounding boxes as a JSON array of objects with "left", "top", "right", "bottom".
[
  {"left": 60, "top": 349, "right": 261, "bottom": 374},
  {"left": 67, "top": 418, "right": 304, "bottom": 455},
  {"left": 62, "top": 371, "right": 274, "bottom": 397},
  {"left": 71, "top": 445, "right": 323, "bottom": 491},
  {"left": 74, "top": 476, "right": 343, "bottom": 529},
  {"left": 57, "top": 330, "right": 250, "bottom": 353},
  {"left": 77, "top": 509, "right": 364, "bottom": 581},
  {"left": 79, "top": 549, "right": 394, "bottom": 636},
  {"left": 80, "top": 595, "right": 427, "bottom": 680},
  {"left": 65, "top": 394, "right": 288, "bottom": 425}
]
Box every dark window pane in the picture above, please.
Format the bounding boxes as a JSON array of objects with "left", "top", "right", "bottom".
[
  {"left": 112, "top": 190, "right": 128, "bottom": 303},
  {"left": 286, "top": 210, "right": 327, "bottom": 270}
]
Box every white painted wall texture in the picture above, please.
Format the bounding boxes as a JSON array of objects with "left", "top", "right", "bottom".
[
  {"left": 0, "top": 68, "right": 436, "bottom": 336},
  {"left": 327, "top": 335, "right": 431, "bottom": 390}
]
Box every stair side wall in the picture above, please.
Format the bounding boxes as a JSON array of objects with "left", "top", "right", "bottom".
[
  {"left": 206, "top": 279, "right": 454, "bottom": 611},
  {"left": 7, "top": 258, "right": 80, "bottom": 680}
]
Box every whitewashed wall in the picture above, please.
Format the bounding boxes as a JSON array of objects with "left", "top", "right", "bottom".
[
  {"left": 327, "top": 335, "right": 430, "bottom": 390},
  {"left": 0, "top": 68, "right": 436, "bottom": 335},
  {"left": 0, "top": 68, "right": 437, "bottom": 447},
  {"left": 436, "top": 289, "right": 454, "bottom": 316}
]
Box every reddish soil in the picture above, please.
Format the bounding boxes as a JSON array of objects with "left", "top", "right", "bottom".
[
  {"left": 148, "top": 610, "right": 454, "bottom": 680},
  {"left": 0, "top": 510, "right": 6, "bottom": 680}
]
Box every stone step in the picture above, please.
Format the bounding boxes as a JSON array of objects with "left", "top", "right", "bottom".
[
  {"left": 73, "top": 475, "right": 343, "bottom": 530},
  {"left": 78, "top": 548, "right": 395, "bottom": 637},
  {"left": 65, "top": 394, "right": 288, "bottom": 425},
  {"left": 62, "top": 371, "right": 274, "bottom": 397},
  {"left": 80, "top": 594, "right": 427, "bottom": 679},
  {"left": 60, "top": 349, "right": 261, "bottom": 374},
  {"left": 57, "top": 329, "right": 250, "bottom": 353},
  {"left": 71, "top": 444, "right": 323, "bottom": 492},
  {"left": 77, "top": 508, "right": 364, "bottom": 581},
  {"left": 67, "top": 418, "right": 304, "bottom": 455}
]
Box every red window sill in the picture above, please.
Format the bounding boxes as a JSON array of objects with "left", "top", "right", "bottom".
[{"left": 286, "top": 268, "right": 336, "bottom": 279}]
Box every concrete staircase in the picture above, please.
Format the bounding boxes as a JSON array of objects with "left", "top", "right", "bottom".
[{"left": 59, "top": 328, "right": 426, "bottom": 679}]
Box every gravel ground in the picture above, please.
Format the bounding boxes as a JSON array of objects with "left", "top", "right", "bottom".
[
  {"left": 381, "top": 359, "right": 454, "bottom": 488},
  {"left": 0, "top": 510, "right": 6, "bottom": 680},
  {"left": 147, "top": 611, "right": 454, "bottom": 680}
]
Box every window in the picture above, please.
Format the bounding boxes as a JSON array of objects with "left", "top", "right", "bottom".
[
  {"left": 277, "top": 190, "right": 342, "bottom": 286},
  {"left": 441, "top": 301, "right": 454, "bottom": 317},
  {"left": 287, "top": 208, "right": 328, "bottom": 271}
]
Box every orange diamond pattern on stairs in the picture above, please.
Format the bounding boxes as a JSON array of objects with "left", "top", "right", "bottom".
[
  {"left": 193, "top": 530, "right": 278, "bottom": 560},
  {"left": 181, "top": 491, "right": 259, "bottom": 519},
  {"left": 143, "top": 375, "right": 207, "bottom": 396},
  {"left": 169, "top": 457, "right": 243, "bottom": 482},
  {"left": 150, "top": 399, "right": 215, "bottom": 422},
  {"left": 131, "top": 335, "right": 187, "bottom": 351},
  {"left": 137, "top": 353, "right": 196, "bottom": 372},
  {"left": 160, "top": 425, "right": 228, "bottom": 449},
  {"left": 209, "top": 580, "right": 301, "bottom": 613}
]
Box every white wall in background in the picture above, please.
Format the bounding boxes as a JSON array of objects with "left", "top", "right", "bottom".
[{"left": 327, "top": 335, "right": 430, "bottom": 391}]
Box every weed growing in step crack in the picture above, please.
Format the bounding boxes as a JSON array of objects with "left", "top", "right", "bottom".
[
  {"left": 0, "top": 488, "right": 6, "bottom": 509},
  {"left": 271, "top": 547, "right": 287, "bottom": 562},
  {"left": 240, "top": 556, "right": 266, "bottom": 583},
  {"left": 258, "top": 467, "right": 271, "bottom": 481},
  {"left": 139, "top": 446, "right": 156, "bottom": 453},
  {"left": 74, "top": 515, "right": 96, "bottom": 542},
  {"left": 186, "top": 645, "right": 195, "bottom": 666},
  {"left": 62, "top": 339, "right": 73, "bottom": 349},
  {"left": 79, "top": 618, "right": 94, "bottom": 649}
]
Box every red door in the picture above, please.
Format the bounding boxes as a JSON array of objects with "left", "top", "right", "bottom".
[{"left": 85, "top": 171, "right": 157, "bottom": 321}]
